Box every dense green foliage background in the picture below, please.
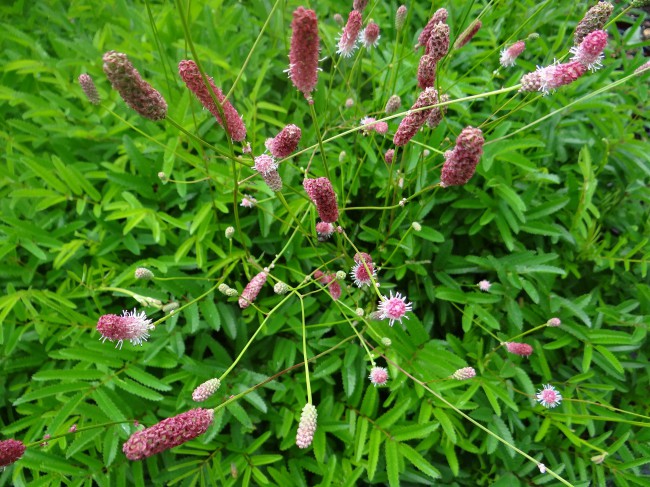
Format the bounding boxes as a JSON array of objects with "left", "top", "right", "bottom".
[{"left": 1, "top": 0, "right": 649, "bottom": 486}]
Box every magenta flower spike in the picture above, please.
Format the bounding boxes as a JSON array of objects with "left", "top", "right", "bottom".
[
  {"left": 426, "top": 22, "right": 450, "bottom": 61},
  {"left": 369, "top": 366, "right": 389, "bottom": 386},
  {"left": 265, "top": 124, "right": 302, "bottom": 158},
  {"left": 361, "top": 22, "right": 381, "bottom": 49},
  {"left": 296, "top": 404, "right": 318, "bottom": 448},
  {"left": 426, "top": 92, "right": 449, "bottom": 129},
  {"left": 440, "top": 126, "right": 485, "bottom": 187},
  {"left": 78, "top": 73, "right": 100, "bottom": 105},
  {"left": 338, "top": 10, "right": 363, "bottom": 57},
  {"left": 454, "top": 19, "right": 482, "bottom": 49},
  {"left": 0, "top": 439, "right": 26, "bottom": 467},
  {"left": 417, "top": 8, "right": 448, "bottom": 49},
  {"left": 570, "top": 30, "right": 607, "bottom": 71},
  {"left": 520, "top": 61, "right": 587, "bottom": 95},
  {"left": 393, "top": 87, "right": 439, "bottom": 146},
  {"left": 500, "top": 40, "right": 526, "bottom": 67},
  {"left": 97, "top": 309, "right": 154, "bottom": 348},
  {"left": 504, "top": 341, "right": 534, "bottom": 357},
  {"left": 178, "top": 60, "right": 247, "bottom": 141},
  {"left": 384, "top": 148, "right": 395, "bottom": 164},
  {"left": 417, "top": 54, "right": 436, "bottom": 89},
  {"left": 289, "top": 7, "right": 320, "bottom": 99},
  {"left": 239, "top": 271, "right": 268, "bottom": 309},
  {"left": 122, "top": 408, "right": 214, "bottom": 460},
  {"left": 574, "top": 1, "right": 613, "bottom": 45},
  {"left": 303, "top": 177, "right": 339, "bottom": 223}
]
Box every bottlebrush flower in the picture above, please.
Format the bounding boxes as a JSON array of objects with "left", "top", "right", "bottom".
[
  {"left": 504, "top": 341, "right": 534, "bottom": 357},
  {"left": 385, "top": 148, "right": 395, "bottom": 164},
  {"left": 395, "top": 5, "right": 407, "bottom": 30},
  {"left": 103, "top": 51, "right": 167, "bottom": 121},
  {"left": 135, "top": 267, "right": 154, "bottom": 280},
  {"left": 369, "top": 366, "right": 389, "bottom": 386},
  {"left": 0, "top": 439, "right": 26, "bottom": 467},
  {"left": 570, "top": 30, "right": 607, "bottom": 71},
  {"left": 426, "top": 93, "right": 449, "bottom": 129},
  {"left": 377, "top": 291, "right": 412, "bottom": 326},
  {"left": 385, "top": 94, "right": 401, "bottom": 114},
  {"left": 289, "top": 7, "right": 320, "bottom": 98},
  {"left": 478, "top": 280, "right": 491, "bottom": 292},
  {"left": 451, "top": 367, "right": 476, "bottom": 380},
  {"left": 338, "top": 10, "right": 363, "bottom": 57},
  {"left": 536, "top": 384, "right": 563, "bottom": 408},
  {"left": 440, "top": 126, "right": 484, "bottom": 187},
  {"left": 122, "top": 408, "right": 214, "bottom": 460},
  {"left": 316, "top": 221, "right": 334, "bottom": 240},
  {"left": 78, "top": 73, "right": 100, "bottom": 105},
  {"left": 574, "top": 1, "right": 613, "bottom": 45},
  {"left": 520, "top": 61, "right": 587, "bottom": 95},
  {"left": 254, "top": 154, "right": 278, "bottom": 175},
  {"left": 262, "top": 170, "right": 283, "bottom": 192},
  {"left": 417, "top": 54, "right": 436, "bottom": 89},
  {"left": 417, "top": 8, "right": 448, "bottom": 49},
  {"left": 97, "top": 309, "right": 154, "bottom": 348},
  {"left": 192, "top": 378, "right": 221, "bottom": 402},
  {"left": 296, "top": 404, "right": 318, "bottom": 448},
  {"left": 265, "top": 124, "right": 302, "bottom": 158},
  {"left": 360, "top": 22, "right": 380, "bottom": 49},
  {"left": 546, "top": 317, "right": 561, "bottom": 327},
  {"left": 240, "top": 194, "right": 257, "bottom": 208},
  {"left": 350, "top": 259, "right": 375, "bottom": 287},
  {"left": 426, "top": 23, "right": 450, "bottom": 62},
  {"left": 393, "top": 87, "right": 439, "bottom": 146},
  {"left": 454, "top": 19, "right": 482, "bottom": 49},
  {"left": 303, "top": 177, "right": 339, "bottom": 223},
  {"left": 178, "top": 60, "right": 247, "bottom": 141},
  {"left": 353, "top": 0, "right": 368, "bottom": 12},
  {"left": 500, "top": 40, "right": 526, "bottom": 67},
  {"left": 239, "top": 271, "right": 267, "bottom": 309}
]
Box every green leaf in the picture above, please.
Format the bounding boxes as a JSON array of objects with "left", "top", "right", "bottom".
[
  {"left": 124, "top": 366, "right": 172, "bottom": 392},
  {"left": 433, "top": 408, "right": 457, "bottom": 444},
  {"left": 113, "top": 377, "right": 164, "bottom": 401},
  {"left": 367, "top": 429, "right": 382, "bottom": 481},
  {"left": 399, "top": 443, "right": 441, "bottom": 480},
  {"left": 385, "top": 439, "right": 400, "bottom": 487}
]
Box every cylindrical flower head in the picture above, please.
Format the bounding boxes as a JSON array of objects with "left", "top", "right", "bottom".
[
  {"left": 520, "top": 61, "right": 587, "bottom": 95},
  {"left": 385, "top": 94, "right": 401, "bottom": 114},
  {"left": 451, "top": 367, "right": 476, "bottom": 380},
  {"left": 417, "top": 55, "right": 437, "bottom": 89},
  {"left": 393, "top": 87, "right": 439, "bottom": 147},
  {"left": 570, "top": 30, "right": 607, "bottom": 71},
  {"left": 574, "top": 1, "right": 613, "bottom": 45},
  {"left": 454, "top": 20, "right": 482, "bottom": 49},
  {"left": 395, "top": 5, "right": 407, "bottom": 30},
  {"left": 338, "top": 10, "right": 363, "bottom": 57},
  {"left": 505, "top": 341, "right": 534, "bottom": 357},
  {"left": 316, "top": 221, "right": 335, "bottom": 240},
  {"left": 123, "top": 408, "right": 214, "bottom": 460},
  {"left": 178, "top": 60, "right": 247, "bottom": 141},
  {"left": 385, "top": 148, "right": 395, "bottom": 164},
  {"left": 0, "top": 439, "right": 26, "bottom": 467},
  {"left": 97, "top": 310, "right": 154, "bottom": 348},
  {"left": 296, "top": 403, "right": 318, "bottom": 449},
  {"left": 634, "top": 60, "right": 650, "bottom": 75},
  {"left": 353, "top": 0, "right": 368, "bottom": 11},
  {"left": 547, "top": 317, "right": 561, "bottom": 327},
  {"left": 369, "top": 366, "right": 389, "bottom": 386},
  {"left": 134, "top": 267, "right": 154, "bottom": 280},
  {"left": 265, "top": 124, "right": 302, "bottom": 158},
  {"left": 303, "top": 177, "right": 339, "bottom": 223},
  {"left": 500, "top": 40, "right": 526, "bottom": 68},
  {"left": 418, "top": 8, "right": 448, "bottom": 48},
  {"left": 192, "top": 378, "right": 221, "bottom": 402},
  {"left": 239, "top": 271, "right": 268, "bottom": 309},
  {"left": 426, "top": 93, "right": 449, "bottom": 129},
  {"left": 426, "top": 23, "right": 450, "bottom": 61},
  {"left": 334, "top": 13, "right": 344, "bottom": 26},
  {"left": 440, "top": 126, "right": 484, "bottom": 187},
  {"left": 79, "top": 73, "right": 100, "bottom": 105},
  {"left": 361, "top": 22, "right": 381, "bottom": 49},
  {"left": 102, "top": 51, "right": 167, "bottom": 121},
  {"left": 254, "top": 154, "right": 278, "bottom": 175},
  {"left": 289, "top": 7, "right": 320, "bottom": 98},
  {"left": 262, "top": 170, "right": 283, "bottom": 192}
]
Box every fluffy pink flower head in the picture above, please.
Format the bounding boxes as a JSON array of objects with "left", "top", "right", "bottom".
[
  {"left": 504, "top": 341, "right": 534, "bottom": 357},
  {"left": 97, "top": 309, "right": 154, "bottom": 349},
  {"left": 178, "top": 60, "right": 247, "bottom": 141},
  {"left": 385, "top": 94, "right": 401, "bottom": 114},
  {"left": 361, "top": 22, "right": 381, "bottom": 49},
  {"left": 440, "top": 126, "right": 485, "bottom": 187},
  {"left": 369, "top": 366, "right": 389, "bottom": 386},
  {"left": 451, "top": 367, "right": 476, "bottom": 380},
  {"left": 374, "top": 121, "right": 388, "bottom": 134},
  {"left": 316, "top": 221, "right": 335, "bottom": 240},
  {"left": 122, "top": 408, "right": 214, "bottom": 460},
  {"left": 521, "top": 61, "right": 587, "bottom": 95},
  {"left": 378, "top": 291, "right": 412, "bottom": 326},
  {"left": 395, "top": 5, "right": 407, "bottom": 31},
  {"left": 79, "top": 73, "right": 100, "bottom": 105},
  {"left": 192, "top": 378, "right": 221, "bottom": 402},
  {"left": 265, "top": 124, "right": 302, "bottom": 158},
  {"left": 239, "top": 271, "right": 267, "bottom": 309},
  {"left": 425, "top": 22, "right": 450, "bottom": 62},
  {"left": 500, "top": 40, "right": 526, "bottom": 67},
  {"left": 303, "top": 177, "right": 339, "bottom": 223},
  {"left": 393, "top": 87, "right": 439, "bottom": 146},
  {"left": 289, "top": 7, "right": 320, "bottom": 99},
  {"left": 417, "top": 54, "right": 437, "bottom": 89},
  {"left": 338, "top": 10, "right": 363, "bottom": 57},
  {"left": 296, "top": 403, "right": 318, "bottom": 448},
  {"left": 385, "top": 148, "right": 395, "bottom": 164},
  {"left": 360, "top": 117, "right": 388, "bottom": 135},
  {"left": 454, "top": 19, "right": 482, "bottom": 49},
  {"left": 350, "top": 257, "right": 376, "bottom": 287},
  {"left": 426, "top": 92, "right": 449, "bottom": 129},
  {"left": 536, "top": 384, "right": 563, "bottom": 408},
  {"left": 240, "top": 194, "right": 257, "bottom": 208},
  {"left": 478, "top": 280, "right": 491, "bottom": 292},
  {"left": 103, "top": 51, "right": 167, "bottom": 121},
  {"left": 570, "top": 30, "right": 607, "bottom": 71},
  {"left": 262, "top": 170, "right": 283, "bottom": 192},
  {"left": 254, "top": 154, "right": 278, "bottom": 175},
  {"left": 0, "top": 439, "right": 26, "bottom": 467},
  {"left": 546, "top": 317, "right": 561, "bottom": 327},
  {"left": 418, "top": 8, "right": 448, "bottom": 48},
  {"left": 574, "top": 1, "right": 613, "bottom": 45}
]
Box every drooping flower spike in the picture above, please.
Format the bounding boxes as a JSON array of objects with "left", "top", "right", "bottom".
[
  {"left": 500, "top": 40, "right": 525, "bottom": 68},
  {"left": 417, "top": 8, "right": 448, "bottom": 49},
  {"left": 440, "top": 126, "right": 485, "bottom": 187},
  {"left": 393, "top": 87, "right": 439, "bottom": 146},
  {"left": 239, "top": 271, "right": 268, "bottom": 309},
  {"left": 303, "top": 177, "right": 339, "bottom": 223},
  {"left": 454, "top": 19, "right": 482, "bottom": 49},
  {"left": 265, "top": 124, "right": 302, "bottom": 158},
  {"left": 338, "top": 10, "right": 363, "bottom": 57}
]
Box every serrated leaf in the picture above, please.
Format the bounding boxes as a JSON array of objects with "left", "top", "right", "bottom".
[
  {"left": 367, "top": 429, "right": 382, "bottom": 481},
  {"left": 433, "top": 408, "right": 457, "bottom": 444},
  {"left": 385, "top": 439, "right": 400, "bottom": 487},
  {"left": 124, "top": 366, "right": 172, "bottom": 392},
  {"left": 113, "top": 377, "right": 164, "bottom": 401},
  {"left": 399, "top": 443, "right": 441, "bottom": 479}
]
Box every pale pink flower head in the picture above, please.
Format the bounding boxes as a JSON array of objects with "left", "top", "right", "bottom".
[
  {"left": 122, "top": 408, "right": 214, "bottom": 460},
  {"left": 536, "top": 384, "right": 563, "bottom": 408},
  {"left": 574, "top": 1, "right": 613, "bottom": 45},
  {"left": 265, "top": 124, "right": 302, "bottom": 158},
  {"left": 97, "top": 309, "right": 154, "bottom": 348},
  {"left": 374, "top": 121, "right": 388, "bottom": 134},
  {"left": 504, "top": 341, "right": 534, "bottom": 357},
  {"left": 0, "top": 439, "right": 26, "bottom": 467},
  {"left": 338, "top": 10, "right": 363, "bottom": 57},
  {"left": 454, "top": 19, "right": 482, "bottom": 49},
  {"left": 178, "top": 60, "right": 247, "bottom": 141},
  {"left": 418, "top": 8, "right": 448, "bottom": 48},
  {"left": 378, "top": 291, "right": 412, "bottom": 326},
  {"left": 384, "top": 148, "right": 395, "bottom": 164},
  {"left": 635, "top": 60, "right": 650, "bottom": 75},
  {"left": 103, "top": 51, "right": 167, "bottom": 121},
  {"left": 296, "top": 403, "right": 318, "bottom": 448},
  {"left": 79, "top": 73, "right": 100, "bottom": 105},
  {"left": 451, "top": 367, "right": 476, "bottom": 380},
  {"left": 385, "top": 94, "right": 401, "bottom": 114},
  {"left": 478, "top": 280, "right": 491, "bottom": 292},
  {"left": 192, "top": 378, "right": 221, "bottom": 402},
  {"left": 262, "top": 170, "right": 283, "bottom": 192},
  {"left": 547, "top": 317, "right": 561, "bottom": 327},
  {"left": 360, "top": 116, "right": 377, "bottom": 135},
  {"left": 425, "top": 22, "right": 450, "bottom": 62},
  {"left": 303, "top": 177, "right": 339, "bottom": 223},
  {"left": 417, "top": 55, "right": 436, "bottom": 89},
  {"left": 395, "top": 5, "right": 407, "bottom": 31},
  {"left": 393, "top": 87, "right": 439, "bottom": 146},
  {"left": 69, "top": 424, "right": 77, "bottom": 433},
  {"left": 500, "top": 40, "right": 525, "bottom": 68},
  {"left": 440, "top": 126, "right": 485, "bottom": 187},
  {"left": 570, "top": 30, "right": 607, "bottom": 71},
  {"left": 239, "top": 271, "right": 268, "bottom": 309},
  {"left": 361, "top": 22, "right": 381, "bottom": 49},
  {"left": 538, "top": 463, "right": 547, "bottom": 474},
  {"left": 316, "top": 221, "right": 335, "bottom": 240},
  {"left": 289, "top": 7, "right": 320, "bottom": 99},
  {"left": 240, "top": 194, "right": 257, "bottom": 208},
  {"left": 369, "top": 366, "right": 389, "bottom": 386},
  {"left": 254, "top": 154, "right": 278, "bottom": 175},
  {"left": 135, "top": 267, "right": 154, "bottom": 280}
]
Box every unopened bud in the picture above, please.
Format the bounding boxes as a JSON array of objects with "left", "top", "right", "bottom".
[
  {"left": 225, "top": 226, "right": 235, "bottom": 239},
  {"left": 274, "top": 281, "right": 290, "bottom": 295},
  {"left": 335, "top": 270, "right": 346, "bottom": 280},
  {"left": 162, "top": 302, "right": 179, "bottom": 313},
  {"left": 411, "top": 222, "right": 422, "bottom": 232},
  {"left": 135, "top": 267, "right": 154, "bottom": 280}
]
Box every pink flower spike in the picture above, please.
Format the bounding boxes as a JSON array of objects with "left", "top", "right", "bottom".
[
  {"left": 570, "top": 30, "right": 607, "bottom": 71},
  {"left": 303, "top": 177, "right": 339, "bottom": 223},
  {"left": 417, "top": 55, "right": 436, "bottom": 89},
  {"left": 288, "top": 7, "right": 320, "bottom": 99},
  {"left": 574, "top": 1, "right": 613, "bottom": 45},
  {"left": 239, "top": 271, "right": 268, "bottom": 309},
  {"left": 79, "top": 73, "right": 100, "bottom": 105},
  {"left": 500, "top": 40, "right": 525, "bottom": 67},
  {"left": 353, "top": 0, "right": 368, "bottom": 12},
  {"left": 296, "top": 404, "right": 318, "bottom": 448},
  {"left": 536, "top": 384, "right": 563, "bottom": 408},
  {"left": 377, "top": 291, "right": 412, "bottom": 326},
  {"left": 393, "top": 87, "right": 439, "bottom": 146},
  {"left": 426, "top": 22, "right": 450, "bottom": 62},
  {"left": 0, "top": 439, "right": 26, "bottom": 467},
  {"left": 262, "top": 170, "right": 283, "bottom": 192},
  {"left": 265, "top": 124, "right": 302, "bottom": 158},
  {"left": 418, "top": 8, "right": 448, "bottom": 48},
  {"left": 97, "top": 309, "right": 154, "bottom": 349},
  {"left": 384, "top": 148, "right": 395, "bottom": 164},
  {"left": 521, "top": 61, "right": 587, "bottom": 95},
  {"left": 338, "top": 10, "right": 363, "bottom": 57},
  {"left": 254, "top": 154, "right": 278, "bottom": 175},
  {"left": 451, "top": 367, "right": 476, "bottom": 380},
  {"left": 369, "top": 366, "right": 389, "bottom": 386},
  {"left": 192, "top": 378, "right": 221, "bottom": 402},
  {"left": 361, "top": 22, "right": 381, "bottom": 49},
  {"left": 454, "top": 19, "right": 482, "bottom": 49},
  {"left": 440, "top": 126, "right": 485, "bottom": 187},
  {"left": 504, "top": 341, "right": 534, "bottom": 357}
]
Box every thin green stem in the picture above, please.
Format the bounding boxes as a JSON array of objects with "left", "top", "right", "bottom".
[
  {"left": 299, "top": 294, "right": 312, "bottom": 404},
  {"left": 307, "top": 101, "right": 331, "bottom": 180}
]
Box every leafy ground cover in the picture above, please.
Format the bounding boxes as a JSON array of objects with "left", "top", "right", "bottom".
[{"left": 1, "top": 0, "right": 649, "bottom": 486}]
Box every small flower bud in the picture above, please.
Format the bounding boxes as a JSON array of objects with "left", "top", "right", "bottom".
[
  {"left": 395, "top": 5, "right": 407, "bottom": 31},
  {"left": 335, "top": 270, "right": 346, "bottom": 280},
  {"left": 333, "top": 13, "right": 344, "bottom": 26},
  {"left": 381, "top": 337, "right": 392, "bottom": 346},
  {"left": 453, "top": 19, "right": 482, "bottom": 49},
  {"left": 192, "top": 378, "right": 221, "bottom": 402},
  {"left": 478, "top": 280, "right": 491, "bottom": 292},
  {"left": 411, "top": 222, "right": 422, "bottom": 232},
  {"left": 135, "top": 267, "right": 154, "bottom": 280},
  {"left": 355, "top": 308, "right": 364, "bottom": 316},
  {"left": 158, "top": 172, "right": 168, "bottom": 183},
  {"left": 69, "top": 424, "right": 77, "bottom": 433},
  {"left": 345, "top": 98, "right": 354, "bottom": 108},
  {"left": 451, "top": 367, "right": 476, "bottom": 380},
  {"left": 385, "top": 94, "right": 401, "bottom": 114},
  {"left": 500, "top": 40, "right": 526, "bottom": 68},
  {"left": 218, "top": 283, "right": 230, "bottom": 294},
  {"left": 546, "top": 317, "right": 561, "bottom": 327},
  {"left": 296, "top": 404, "right": 318, "bottom": 448},
  {"left": 274, "top": 281, "right": 290, "bottom": 295},
  {"left": 225, "top": 288, "right": 239, "bottom": 297},
  {"left": 339, "top": 151, "right": 346, "bottom": 162},
  {"left": 262, "top": 169, "right": 283, "bottom": 192},
  {"left": 78, "top": 73, "right": 100, "bottom": 105},
  {"left": 385, "top": 148, "right": 395, "bottom": 164},
  {"left": 162, "top": 302, "right": 179, "bottom": 313},
  {"left": 225, "top": 226, "right": 235, "bottom": 239}
]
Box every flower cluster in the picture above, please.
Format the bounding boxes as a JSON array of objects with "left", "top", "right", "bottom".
[
  {"left": 570, "top": 30, "right": 608, "bottom": 72},
  {"left": 96, "top": 309, "right": 154, "bottom": 348},
  {"left": 265, "top": 124, "right": 302, "bottom": 158},
  {"left": 360, "top": 117, "right": 388, "bottom": 135},
  {"left": 303, "top": 177, "right": 339, "bottom": 223},
  {"left": 393, "top": 87, "right": 439, "bottom": 146},
  {"left": 239, "top": 271, "right": 268, "bottom": 309},
  {"left": 440, "top": 126, "right": 485, "bottom": 187},
  {"left": 289, "top": 7, "right": 320, "bottom": 98},
  {"left": 0, "top": 439, "right": 26, "bottom": 467},
  {"left": 296, "top": 404, "right": 318, "bottom": 448},
  {"left": 377, "top": 291, "right": 412, "bottom": 326},
  {"left": 316, "top": 221, "right": 334, "bottom": 240},
  {"left": 338, "top": 10, "right": 363, "bottom": 57}
]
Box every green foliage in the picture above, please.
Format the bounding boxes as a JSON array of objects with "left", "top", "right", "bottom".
[{"left": 1, "top": 0, "right": 649, "bottom": 486}]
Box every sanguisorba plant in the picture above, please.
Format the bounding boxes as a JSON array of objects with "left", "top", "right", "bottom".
[{"left": 2, "top": 0, "right": 650, "bottom": 485}]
